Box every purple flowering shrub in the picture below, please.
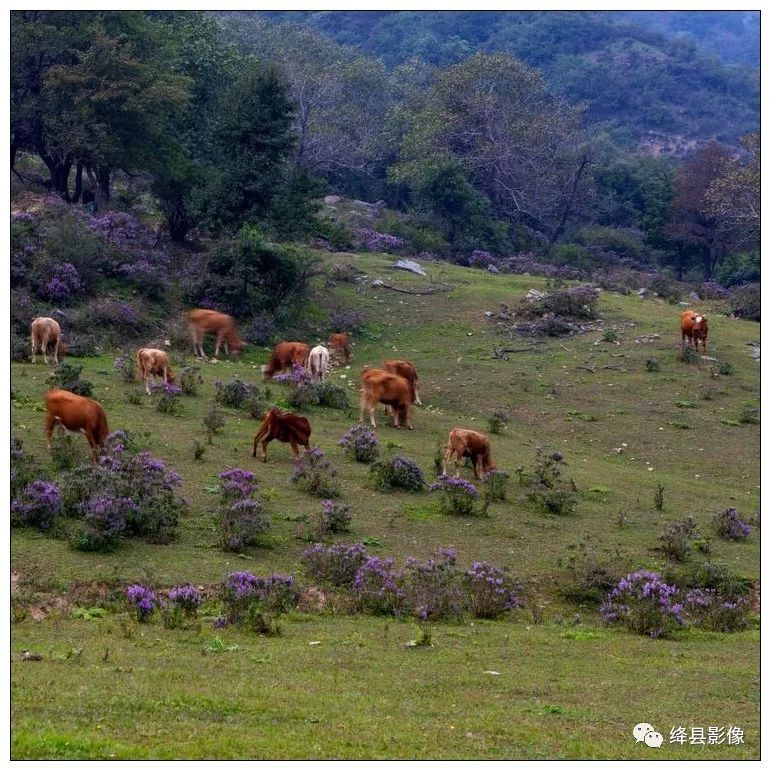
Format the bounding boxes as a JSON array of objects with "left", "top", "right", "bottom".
[
  {"left": 683, "top": 589, "right": 750, "bottom": 633},
  {"left": 48, "top": 362, "right": 94, "bottom": 398},
  {"left": 217, "top": 468, "right": 269, "bottom": 551},
  {"left": 482, "top": 468, "right": 510, "bottom": 503},
  {"left": 600, "top": 571, "right": 685, "bottom": 638},
  {"left": 464, "top": 561, "right": 520, "bottom": 619},
  {"left": 38, "top": 262, "right": 82, "bottom": 304},
  {"left": 558, "top": 542, "right": 629, "bottom": 607},
  {"left": 11, "top": 436, "right": 44, "bottom": 500},
  {"left": 291, "top": 447, "right": 340, "bottom": 498},
  {"left": 76, "top": 298, "right": 153, "bottom": 338},
  {"left": 221, "top": 571, "right": 298, "bottom": 634},
  {"left": 430, "top": 475, "right": 480, "bottom": 516},
  {"left": 468, "top": 250, "right": 497, "bottom": 268},
  {"left": 113, "top": 353, "right": 136, "bottom": 383},
  {"left": 404, "top": 548, "right": 465, "bottom": 621},
  {"left": 330, "top": 308, "right": 365, "bottom": 333},
  {"left": 11, "top": 480, "right": 61, "bottom": 530},
  {"left": 89, "top": 211, "right": 154, "bottom": 250},
  {"left": 179, "top": 366, "right": 203, "bottom": 396},
  {"left": 72, "top": 496, "right": 134, "bottom": 552},
  {"left": 162, "top": 584, "right": 203, "bottom": 628},
  {"left": 214, "top": 379, "right": 267, "bottom": 418},
  {"left": 352, "top": 556, "right": 406, "bottom": 616},
  {"left": 355, "top": 227, "right": 405, "bottom": 253},
  {"left": 339, "top": 424, "right": 379, "bottom": 463},
  {"left": 317, "top": 499, "right": 352, "bottom": 536},
  {"left": 369, "top": 455, "right": 425, "bottom": 492},
  {"left": 244, "top": 314, "right": 277, "bottom": 346},
  {"left": 300, "top": 542, "right": 369, "bottom": 587},
  {"left": 126, "top": 584, "right": 157, "bottom": 622},
  {"left": 118, "top": 259, "right": 170, "bottom": 301},
  {"left": 697, "top": 280, "right": 729, "bottom": 300},
  {"left": 151, "top": 381, "right": 183, "bottom": 414},
  {"left": 712, "top": 507, "right": 752, "bottom": 541}
]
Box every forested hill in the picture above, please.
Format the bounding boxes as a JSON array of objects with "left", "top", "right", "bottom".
[{"left": 220, "top": 10, "right": 759, "bottom": 149}]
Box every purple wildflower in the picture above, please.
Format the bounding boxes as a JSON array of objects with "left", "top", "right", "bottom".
[
  {"left": 126, "top": 584, "right": 157, "bottom": 622},
  {"left": 11, "top": 480, "right": 61, "bottom": 529}
]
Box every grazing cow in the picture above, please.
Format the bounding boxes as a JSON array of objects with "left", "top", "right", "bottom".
[
  {"left": 329, "top": 332, "right": 352, "bottom": 364},
  {"left": 187, "top": 309, "right": 245, "bottom": 359},
  {"left": 308, "top": 345, "right": 330, "bottom": 382},
  {"left": 359, "top": 368, "right": 413, "bottom": 429},
  {"left": 30, "top": 317, "right": 62, "bottom": 365},
  {"left": 680, "top": 310, "right": 709, "bottom": 353},
  {"left": 136, "top": 348, "right": 175, "bottom": 395},
  {"left": 251, "top": 407, "right": 311, "bottom": 462},
  {"left": 261, "top": 341, "right": 310, "bottom": 379},
  {"left": 44, "top": 389, "right": 109, "bottom": 462},
  {"left": 443, "top": 428, "right": 496, "bottom": 480},
  {"left": 383, "top": 359, "right": 421, "bottom": 405}
]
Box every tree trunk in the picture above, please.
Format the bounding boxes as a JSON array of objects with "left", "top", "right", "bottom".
[
  {"left": 166, "top": 199, "right": 191, "bottom": 243},
  {"left": 41, "top": 155, "right": 72, "bottom": 200},
  {"left": 71, "top": 162, "right": 83, "bottom": 203},
  {"left": 549, "top": 154, "right": 589, "bottom": 245}
]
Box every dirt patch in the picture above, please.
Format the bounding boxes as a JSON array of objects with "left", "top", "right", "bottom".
[
  {"left": 68, "top": 580, "right": 118, "bottom": 604},
  {"left": 512, "top": 406, "right": 541, "bottom": 425},
  {"left": 11, "top": 571, "right": 21, "bottom": 595},
  {"left": 27, "top": 595, "right": 71, "bottom": 621}
]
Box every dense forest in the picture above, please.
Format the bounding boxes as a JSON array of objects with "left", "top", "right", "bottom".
[{"left": 11, "top": 9, "right": 760, "bottom": 335}]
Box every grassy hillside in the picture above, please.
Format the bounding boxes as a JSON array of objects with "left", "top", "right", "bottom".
[{"left": 11, "top": 250, "right": 760, "bottom": 759}]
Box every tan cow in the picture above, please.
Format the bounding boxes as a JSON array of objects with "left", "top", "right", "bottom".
[
  {"left": 137, "top": 348, "right": 175, "bottom": 395},
  {"left": 329, "top": 332, "right": 352, "bottom": 364},
  {"left": 261, "top": 341, "right": 310, "bottom": 379},
  {"left": 45, "top": 389, "right": 109, "bottom": 462},
  {"left": 187, "top": 309, "right": 245, "bottom": 358},
  {"left": 359, "top": 368, "right": 413, "bottom": 429},
  {"left": 383, "top": 359, "right": 421, "bottom": 405},
  {"left": 30, "top": 317, "right": 62, "bottom": 365},
  {"left": 443, "top": 428, "right": 496, "bottom": 479}
]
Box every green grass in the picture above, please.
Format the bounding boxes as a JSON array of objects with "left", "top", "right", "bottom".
[{"left": 11, "top": 252, "right": 760, "bottom": 758}]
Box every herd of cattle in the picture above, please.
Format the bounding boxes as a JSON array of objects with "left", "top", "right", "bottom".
[{"left": 29, "top": 306, "right": 711, "bottom": 482}]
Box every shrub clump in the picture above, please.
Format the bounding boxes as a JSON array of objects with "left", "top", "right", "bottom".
[
  {"left": 11, "top": 480, "right": 61, "bottom": 530},
  {"left": 317, "top": 499, "right": 352, "bottom": 535},
  {"left": 162, "top": 584, "right": 203, "bottom": 629},
  {"left": 152, "top": 382, "right": 183, "bottom": 414},
  {"left": 404, "top": 548, "right": 465, "bottom": 622},
  {"left": 369, "top": 455, "right": 425, "bottom": 492},
  {"left": 179, "top": 366, "right": 203, "bottom": 396},
  {"left": 216, "top": 468, "right": 269, "bottom": 551},
  {"left": 339, "top": 424, "right": 379, "bottom": 463},
  {"left": 521, "top": 448, "right": 578, "bottom": 515},
  {"left": 660, "top": 517, "right": 700, "bottom": 562},
  {"left": 126, "top": 584, "right": 157, "bottom": 623},
  {"left": 72, "top": 496, "right": 135, "bottom": 552},
  {"left": 683, "top": 589, "right": 750, "bottom": 633},
  {"left": 352, "top": 556, "right": 405, "bottom": 616},
  {"left": 712, "top": 507, "right": 752, "bottom": 541},
  {"left": 430, "top": 475, "right": 480, "bottom": 516},
  {"left": 464, "top": 561, "right": 520, "bottom": 619},
  {"left": 600, "top": 570, "right": 685, "bottom": 638},
  {"left": 220, "top": 571, "right": 298, "bottom": 635},
  {"left": 113, "top": 353, "right": 136, "bottom": 383},
  {"left": 482, "top": 468, "right": 510, "bottom": 503},
  {"left": 301, "top": 542, "right": 368, "bottom": 587},
  {"left": 558, "top": 543, "right": 628, "bottom": 607},
  {"left": 48, "top": 362, "right": 94, "bottom": 397},
  {"left": 291, "top": 447, "right": 340, "bottom": 498}
]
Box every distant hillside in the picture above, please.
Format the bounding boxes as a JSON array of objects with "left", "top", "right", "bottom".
[{"left": 229, "top": 10, "right": 758, "bottom": 152}]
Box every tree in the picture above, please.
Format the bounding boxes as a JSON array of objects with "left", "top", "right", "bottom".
[
  {"left": 413, "top": 161, "right": 506, "bottom": 255},
  {"left": 43, "top": 15, "right": 191, "bottom": 210},
  {"left": 663, "top": 142, "right": 734, "bottom": 280},
  {"left": 390, "top": 53, "right": 593, "bottom": 245},
  {"left": 704, "top": 133, "right": 760, "bottom": 249},
  {"left": 184, "top": 227, "right": 318, "bottom": 317}
]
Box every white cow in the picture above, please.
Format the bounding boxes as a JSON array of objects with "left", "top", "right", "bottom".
[{"left": 308, "top": 344, "right": 330, "bottom": 383}]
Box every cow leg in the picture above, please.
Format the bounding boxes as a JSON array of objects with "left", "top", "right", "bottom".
[
  {"left": 45, "top": 414, "right": 57, "bottom": 450},
  {"left": 288, "top": 437, "right": 300, "bottom": 457},
  {"left": 214, "top": 331, "right": 225, "bottom": 357},
  {"left": 405, "top": 405, "right": 413, "bottom": 431},
  {"left": 442, "top": 445, "right": 453, "bottom": 476},
  {"left": 261, "top": 438, "right": 270, "bottom": 463},
  {"left": 30, "top": 338, "right": 36, "bottom": 365},
  {"left": 84, "top": 429, "right": 100, "bottom": 463},
  {"left": 368, "top": 404, "right": 377, "bottom": 429},
  {"left": 52, "top": 337, "right": 60, "bottom": 365},
  {"left": 41, "top": 332, "right": 49, "bottom": 365}
]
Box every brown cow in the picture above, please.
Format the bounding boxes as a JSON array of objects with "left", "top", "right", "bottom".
[
  {"left": 383, "top": 359, "right": 421, "bottom": 405},
  {"left": 680, "top": 310, "right": 709, "bottom": 353},
  {"left": 360, "top": 368, "right": 413, "bottom": 429},
  {"left": 137, "top": 348, "right": 175, "bottom": 395},
  {"left": 45, "top": 389, "right": 109, "bottom": 462},
  {"left": 187, "top": 309, "right": 245, "bottom": 358},
  {"left": 251, "top": 407, "right": 311, "bottom": 462},
  {"left": 443, "top": 428, "right": 496, "bottom": 479},
  {"left": 30, "top": 317, "right": 62, "bottom": 365},
  {"left": 261, "top": 341, "right": 310, "bottom": 379},
  {"left": 329, "top": 332, "right": 352, "bottom": 364}
]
